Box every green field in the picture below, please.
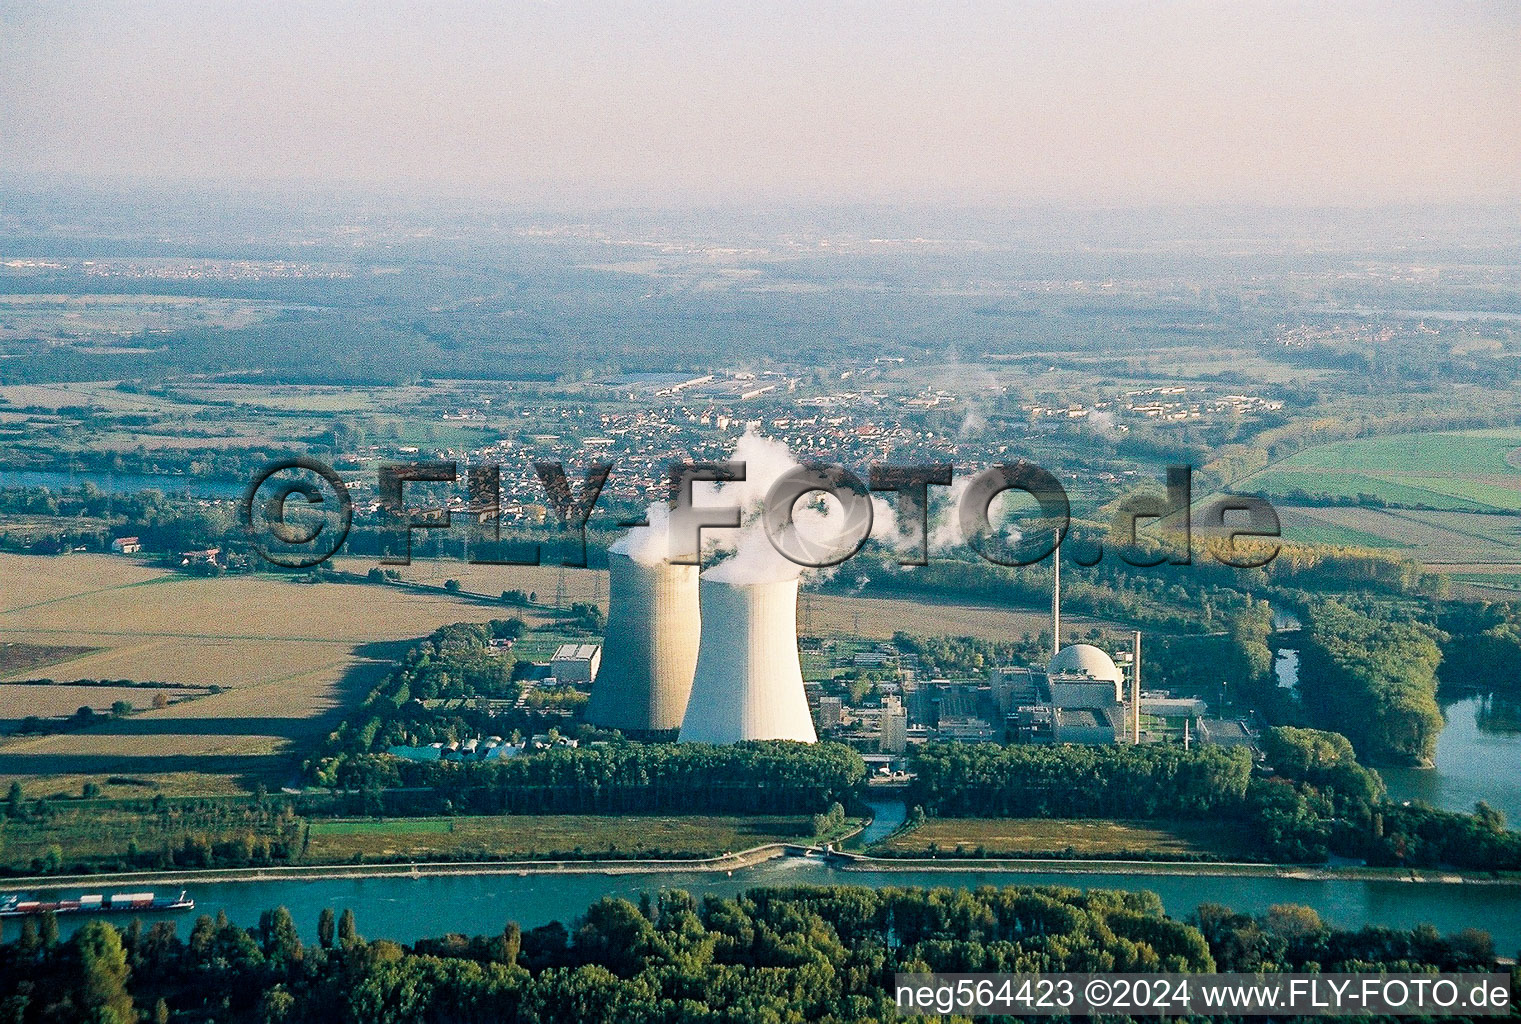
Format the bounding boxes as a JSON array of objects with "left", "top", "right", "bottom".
[
  {"left": 0, "top": 809, "right": 856, "bottom": 874},
  {"left": 305, "top": 814, "right": 831, "bottom": 860},
  {"left": 1238, "top": 430, "right": 1521, "bottom": 512},
  {"left": 874, "top": 818, "right": 1251, "bottom": 859},
  {"left": 1275, "top": 508, "right": 1408, "bottom": 549}
]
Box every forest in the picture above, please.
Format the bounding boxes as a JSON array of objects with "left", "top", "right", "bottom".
[
  {"left": 1296, "top": 601, "right": 1444, "bottom": 765},
  {"left": 0, "top": 883, "right": 1506, "bottom": 1024}
]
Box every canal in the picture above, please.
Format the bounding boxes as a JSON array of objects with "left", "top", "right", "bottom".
[{"left": 11, "top": 858, "right": 1520, "bottom": 950}]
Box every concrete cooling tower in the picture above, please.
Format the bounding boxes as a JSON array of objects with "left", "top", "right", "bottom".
[
  {"left": 585, "top": 552, "right": 701, "bottom": 734},
  {"left": 679, "top": 575, "right": 818, "bottom": 744}
]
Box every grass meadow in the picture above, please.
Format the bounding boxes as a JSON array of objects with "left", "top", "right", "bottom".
[
  {"left": 874, "top": 817, "right": 1252, "bottom": 859},
  {"left": 1238, "top": 429, "right": 1521, "bottom": 513}
]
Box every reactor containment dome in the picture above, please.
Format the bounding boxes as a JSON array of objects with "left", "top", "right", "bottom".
[{"left": 1047, "top": 642, "right": 1123, "bottom": 684}]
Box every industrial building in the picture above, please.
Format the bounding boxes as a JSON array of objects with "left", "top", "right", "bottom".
[{"left": 550, "top": 643, "right": 602, "bottom": 684}]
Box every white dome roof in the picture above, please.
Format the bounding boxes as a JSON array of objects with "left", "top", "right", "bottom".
[{"left": 1048, "top": 643, "right": 1121, "bottom": 683}]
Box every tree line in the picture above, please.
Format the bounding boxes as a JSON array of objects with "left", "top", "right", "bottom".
[
  {"left": 315, "top": 741, "right": 867, "bottom": 816},
  {"left": 0, "top": 884, "right": 1505, "bottom": 1024},
  {"left": 906, "top": 742, "right": 1254, "bottom": 819},
  {"left": 904, "top": 728, "right": 1521, "bottom": 870}
]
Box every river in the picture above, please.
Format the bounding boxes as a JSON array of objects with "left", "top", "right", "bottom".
[
  {"left": 0, "top": 468, "right": 243, "bottom": 499},
  {"left": 10, "top": 857, "right": 1519, "bottom": 950}
]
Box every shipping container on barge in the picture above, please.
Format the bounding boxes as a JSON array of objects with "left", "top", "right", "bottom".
[{"left": 0, "top": 891, "right": 193, "bottom": 917}]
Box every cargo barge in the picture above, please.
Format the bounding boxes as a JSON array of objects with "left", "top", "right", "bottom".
[{"left": 0, "top": 891, "right": 194, "bottom": 917}]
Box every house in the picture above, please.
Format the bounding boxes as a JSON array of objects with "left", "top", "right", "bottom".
[
  {"left": 179, "top": 547, "right": 221, "bottom": 566},
  {"left": 110, "top": 536, "right": 142, "bottom": 554}
]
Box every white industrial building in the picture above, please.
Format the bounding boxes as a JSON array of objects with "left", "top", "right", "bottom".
[
  {"left": 550, "top": 643, "right": 602, "bottom": 684},
  {"left": 1046, "top": 644, "right": 1125, "bottom": 708}
]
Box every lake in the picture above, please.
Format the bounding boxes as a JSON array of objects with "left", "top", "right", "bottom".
[{"left": 1384, "top": 693, "right": 1521, "bottom": 826}]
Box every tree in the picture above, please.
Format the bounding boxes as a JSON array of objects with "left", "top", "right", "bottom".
[
  {"left": 259, "top": 907, "right": 302, "bottom": 964},
  {"left": 75, "top": 921, "right": 135, "bottom": 1024},
  {"left": 1263, "top": 904, "right": 1324, "bottom": 942},
  {"left": 154, "top": 998, "right": 171, "bottom": 1024},
  {"left": 5, "top": 781, "right": 22, "bottom": 818},
  {"left": 111, "top": 700, "right": 134, "bottom": 718},
  {"left": 444, "top": 579, "right": 462, "bottom": 594},
  {"left": 338, "top": 908, "right": 360, "bottom": 948},
  {"left": 318, "top": 907, "right": 336, "bottom": 950},
  {"left": 39, "top": 911, "right": 59, "bottom": 948},
  {"left": 1475, "top": 801, "right": 1507, "bottom": 833},
  {"left": 259, "top": 987, "right": 294, "bottom": 1024},
  {"left": 152, "top": 692, "right": 170, "bottom": 710},
  {"left": 501, "top": 922, "right": 521, "bottom": 967},
  {"left": 17, "top": 918, "right": 40, "bottom": 959}
]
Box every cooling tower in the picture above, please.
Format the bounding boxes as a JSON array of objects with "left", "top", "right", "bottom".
[
  {"left": 585, "top": 552, "right": 701, "bottom": 733},
  {"left": 679, "top": 575, "right": 818, "bottom": 744}
]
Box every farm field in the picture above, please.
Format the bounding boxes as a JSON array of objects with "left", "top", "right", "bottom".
[
  {"left": 1273, "top": 507, "right": 1411, "bottom": 550},
  {"left": 1278, "top": 505, "right": 1521, "bottom": 563},
  {"left": 330, "top": 557, "right": 1090, "bottom": 641},
  {"left": 304, "top": 814, "right": 827, "bottom": 860},
  {"left": 0, "top": 641, "right": 100, "bottom": 675},
  {"left": 0, "top": 554, "right": 532, "bottom": 794},
  {"left": 1236, "top": 429, "right": 1521, "bottom": 512},
  {"left": 0, "top": 684, "right": 198, "bottom": 730},
  {"left": 873, "top": 817, "right": 1252, "bottom": 859}
]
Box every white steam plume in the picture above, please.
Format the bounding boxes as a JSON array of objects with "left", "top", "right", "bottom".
[{"left": 611, "top": 426, "right": 861, "bottom": 584}]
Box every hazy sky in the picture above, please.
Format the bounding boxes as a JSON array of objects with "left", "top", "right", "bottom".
[{"left": 2, "top": 1, "right": 1518, "bottom": 206}]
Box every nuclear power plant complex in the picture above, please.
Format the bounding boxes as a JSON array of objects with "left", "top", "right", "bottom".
[{"left": 578, "top": 537, "right": 1248, "bottom": 754}]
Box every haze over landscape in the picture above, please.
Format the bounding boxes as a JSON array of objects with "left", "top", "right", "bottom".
[{"left": 3, "top": 1, "right": 1518, "bottom": 205}]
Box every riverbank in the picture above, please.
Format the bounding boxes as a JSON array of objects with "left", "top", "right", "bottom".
[
  {"left": 8, "top": 844, "right": 1521, "bottom": 892},
  {"left": 1, "top": 844, "right": 803, "bottom": 891}
]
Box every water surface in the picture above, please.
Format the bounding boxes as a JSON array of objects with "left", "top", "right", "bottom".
[
  {"left": 12, "top": 857, "right": 1519, "bottom": 950},
  {"left": 1384, "top": 693, "right": 1521, "bottom": 825}
]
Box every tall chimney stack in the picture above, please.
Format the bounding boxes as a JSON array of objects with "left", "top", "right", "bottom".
[
  {"left": 1131, "top": 630, "right": 1142, "bottom": 744},
  {"left": 1051, "top": 532, "right": 1061, "bottom": 658}
]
